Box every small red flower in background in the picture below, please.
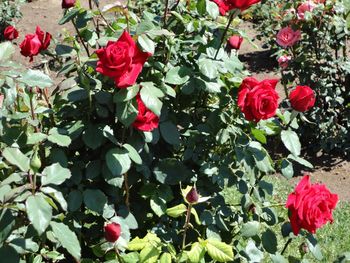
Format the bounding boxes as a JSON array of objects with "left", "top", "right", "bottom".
[
  {"left": 104, "top": 222, "right": 121, "bottom": 243},
  {"left": 297, "top": 1, "right": 316, "bottom": 20},
  {"left": 276, "top": 26, "right": 301, "bottom": 48},
  {"left": 19, "top": 26, "right": 51, "bottom": 62},
  {"left": 0, "top": 94, "right": 4, "bottom": 108},
  {"left": 289, "top": 85, "right": 316, "bottom": 112},
  {"left": 228, "top": 35, "right": 243, "bottom": 50},
  {"left": 286, "top": 175, "right": 338, "bottom": 235},
  {"left": 62, "top": 0, "right": 76, "bottom": 8},
  {"left": 212, "top": 0, "right": 261, "bottom": 16},
  {"left": 96, "top": 31, "right": 152, "bottom": 88},
  {"left": 277, "top": 55, "right": 291, "bottom": 69},
  {"left": 237, "top": 77, "right": 279, "bottom": 122},
  {"left": 132, "top": 94, "right": 159, "bottom": 132},
  {"left": 4, "top": 26, "right": 19, "bottom": 41}
]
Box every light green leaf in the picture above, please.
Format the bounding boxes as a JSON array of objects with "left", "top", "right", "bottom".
[
  {"left": 50, "top": 221, "right": 81, "bottom": 260},
  {"left": 159, "top": 252, "right": 172, "bottom": 263},
  {"left": 123, "top": 144, "right": 142, "bottom": 165},
  {"left": 206, "top": 239, "right": 234, "bottom": 262},
  {"left": 42, "top": 163, "right": 72, "bottom": 186},
  {"left": 140, "top": 85, "right": 163, "bottom": 116},
  {"left": 199, "top": 59, "right": 218, "bottom": 79},
  {"left": 281, "top": 159, "right": 294, "bottom": 179},
  {"left": 139, "top": 244, "right": 160, "bottom": 263},
  {"left": 165, "top": 66, "right": 190, "bottom": 85},
  {"left": 138, "top": 34, "right": 155, "bottom": 54},
  {"left": 48, "top": 128, "right": 71, "bottom": 147},
  {"left": 128, "top": 236, "right": 148, "bottom": 251},
  {"left": 0, "top": 42, "right": 15, "bottom": 62},
  {"left": 187, "top": 242, "right": 205, "bottom": 263},
  {"left": 106, "top": 148, "right": 131, "bottom": 176},
  {"left": 281, "top": 130, "right": 301, "bottom": 156},
  {"left": 166, "top": 204, "right": 187, "bottom": 218},
  {"left": 150, "top": 195, "right": 166, "bottom": 217},
  {"left": 3, "top": 148, "right": 30, "bottom": 172},
  {"left": 26, "top": 195, "right": 52, "bottom": 235},
  {"left": 19, "top": 69, "right": 53, "bottom": 89},
  {"left": 241, "top": 221, "right": 260, "bottom": 237}
]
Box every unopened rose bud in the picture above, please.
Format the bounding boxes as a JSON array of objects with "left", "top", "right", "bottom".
[
  {"left": 62, "top": 0, "right": 76, "bottom": 9},
  {"left": 186, "top": 187, "right": 199, "bottom": 204},
  {"left": 104, "top": 222, "right": 121, "bottom": 243},
  {"left": 299, "top": 242, "right": 309, "bottom": 254}
]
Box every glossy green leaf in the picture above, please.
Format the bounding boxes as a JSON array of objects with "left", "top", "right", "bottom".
[
  {"left": 41, "top": 163, "right": 72, "bottom": 186},
  {"left": 206, "top": 239, "right": 234, "bottom": 262},
  {"left": 26, "top": 195, "right": 52, "bottom": 235}
]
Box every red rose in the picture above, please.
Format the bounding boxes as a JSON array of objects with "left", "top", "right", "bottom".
[
  {"left": 132, "top": 94, "right": 159, "bottom": 132},
  {"left": 228, "top": 35, "right": 243, "bottom": 50},
  {"left": 62, "top": 0, "right": 76, "bottom": 8},
  {"left": 186, "top": 187, "right": 199, "bottom": 204},
  {"left": 289, "top": 85, "right": 316, "bottom": 112},
  {"left": 96, "top": 31, "right": 152, "bottom": 88},
  {"left": 237, "top": 77, "right": 279, "bottom": 122},
  {"left": 20, "top": 26, "right": 51, "bottom": 62},
  {"left": 3, "top": 26, "right": 19, "bottom": 41},
  {"left": 286, "top": 175, "right": 338, "bottom": 235},
  {"left": 212, "top": 0, "right": 261, "bottom": 15},
  {"left": 104, "top": 222, "right": 121, "bottom": 243}
]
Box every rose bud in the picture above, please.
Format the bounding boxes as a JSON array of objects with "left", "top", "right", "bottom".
[
  {"left": 277, "top": 55, "right": 291, "bottom": 69},
  {"left": 289, "top": 85, "right": 316, "bottom": 112},
  {"left": 3, "top": 25, "right": 19, "bottom": 41},
  {"left": 104, "top": 222, "right": 121, "bottom": 243},
  {"left": 62, "top": 0, "right": 76, "bottom": 8},
  {"left": 228, "top": 35, "right": 243, "bottom": 50},
  {"left": 186, "top": 187, "right": 199, "bottom": 204}
]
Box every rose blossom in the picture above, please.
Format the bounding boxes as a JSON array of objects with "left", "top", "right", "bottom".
[
  {"left": 211, "top": 0, "right": 261, "bottom": 16},
  {"left": 0, "top": 94, "right": 4, "bottom": 108},
  {"left": 277, "top": 55, "right": 292, "bottom": 69},
  {"left": 286, "top": 175, "right": 338, "bottom": 235},
  {"left": 96, "top": 31, "right": 152, "bottom": 88},
  {"left": 297, "top": 1, "right": 317, "bottom": 20},
  {"left": 3, "top": 26, "right": 19, "bottom": 41},
  {"left": 62, "top": 0, "right": 76, "bottom": 8},
  {"left": 276, "top": 26, "right": 301, "bottom": 48},
  {"left": 132, "top": 94, "right": 159, "bottom": 132},
  {"left": 20, "top": 26, "right": 51, "bottom": 62},
  {"left": 289, "top": 85, "right": 316, "bottom": 112},
  {"left": 228, "top": 35, "right": 243, "bottom": 50},
  {"left": 104, "top": 223, "right": 121, "bottom": 242},
  {"left": 237, "top": 77, "right": 279, "bottom": 122}
]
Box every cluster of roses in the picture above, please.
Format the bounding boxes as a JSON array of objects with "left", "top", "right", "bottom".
[
  {"left": 3, "top": 25, "right": 51, "bottom": 62},
  {"left": 276, "top": 0, "right": 325, "bottom": 69}
]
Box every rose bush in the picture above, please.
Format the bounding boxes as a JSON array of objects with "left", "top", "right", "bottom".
[{"left": 0, "top": 0, "right": 341, "bottom": 262}]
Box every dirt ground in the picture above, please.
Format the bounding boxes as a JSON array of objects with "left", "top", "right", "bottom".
[{"left": 11, "top": 0, "right": 350, "bottom": 201}]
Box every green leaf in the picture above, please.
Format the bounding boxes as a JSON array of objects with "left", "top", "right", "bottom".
[
  {"left": 206, "top": 0, "right": 219, "bottom": 19},
  {"left": 0, "top": 209, "right": 15, "bottom": 244},
  {"left": 281, "top": 159, "right": 294, "bottom": 179},
  {"left": 270, "top": 254, "right": 288, "bottom": 263},
  {"left": 0, "top": 42, "right": 15, "bottom": 62},
  {"left": 83, "top": 189, "right": 107, "bottom": 214},
  {"left": 307, "top": 235, "right": 323, "bottom": 260},
  {"left": 199, "top": 59, "right": 218, "bottom": 79},
  {"left": 116, "top": 100, "right": 138, "bottom": 127},
  {"left": 82, "top": 124, "right": 104, "bottom": 149},
  {"left": 150, "top": 195, "right": 166, "bottom": 217},
  {"left": 281, "top": 130, "right": 301, "bottom": 156},
  {"left": 262, "top": 229, "right": 277, "bottom": 254},
  {"left": 2, "top": 147, "right": 30, "bottom": 172},
  {"left": 0, "top": 246, "right": 20, "bottom": 263},
  {"left": 106, "top": 148, "right": 132, "bottom": 176},
  {"left": 160, "top": 121, "right": 180, "bottom": 145},
  {"left": 140, "top": 85, "right": 163, "bottom": 117},
  {"left": 114, "top": 85, "right": 140, "bottom": 102},
  {"left": 197, "top": 0, "right": 206, "bottom": 15},
  {"left": 205, "top": 239, "right": 234, "bottom": 262},
  {"left": 187, "top": 242, "right": 205, "bottom": 263},
  {"left": 26, "top": 195, "right": 52, "bottom": 235},
  {"left": 50, "top": 221, "right": 81, "bottom": 260},
  {"left": 251, "top": 128, "right": 267, "bottom": 144},
  {"left": 159, "top": 252, "right": 172, "bottom": 263},
  {"left": 123, "top": 144, "right": 142, "bottom": 165},
  {"left": 241, "top": 221, "right": 260, "bottom": 237},
  {"left": 139, "top": 244, "right": 160, "bottom": 263},
  {"left": 166, "top": 204, "right": 187, "bottom": 218},
  {"left": 42, "top": 163, "right": 72, "bottom": 186},
  {"left": 138, "top": 34, "right": 155, "bottom": 54},
  {"left": 48, "top": 128, "right": 71, "bottom": 147},
  {"left": 27, "top": 133, "right": 47, "bottom": 145},
  {"left": 67, "top": 190, "right": 83, "bottom": 212},
  {"left": 19, "top": 69, "right": 53, "bottom": 89},
  {"left": 287, "top": 154, "right": 314, "bottom": 169},
  {"left": 153, "top": 158, "right": 192, "bottom": 185},
  {"left": 165, "top": 66, "right": 190, "bottom": 85},
  {"left": 128, "top": 236, "right": 148, "bottom": 251},
  {"left": 58, "top": 8, "right": 80, "bottom": 25}
]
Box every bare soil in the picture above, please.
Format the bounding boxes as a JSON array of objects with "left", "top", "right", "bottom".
[{"left": 12, "top": 1, "right": 350, "bottom": 201}]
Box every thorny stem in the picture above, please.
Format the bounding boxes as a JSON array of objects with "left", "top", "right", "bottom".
[
  {"left": 182, "top": 203, "right": 192, "bottom": 249},
  {"left": 214, "top": 9, "right": 240, "bottom": 60},
  {"left": 71, "top": 19, "right": 91, "bottom": 56},
  {"left": 163, "top": 0, "right": 169, "bottom": 27},
  {"left": 29, "top": 93, "right": 40, "bottom": 133},
  {"left": 27, "top": 170, "right": 35, "bottom": 194},
  {"left": 281, "top": 238, "right": 293, "bottom": 255},
  {"left": 115, "top": 247, "right": 124, "bottom": 263},
  {"left": 124, "top": 173, "right": 130, "bottom": 211}
]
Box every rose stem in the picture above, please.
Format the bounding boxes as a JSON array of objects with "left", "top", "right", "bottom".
[
  {"left": 182, "top": 203, "right": 192, "bottom": 249},
  {"left": 163, "top": 0, "right": 169, "bottom": 27},
  {"left": 281, "top": 238, "right": 293, "bottom": 255},
  {"left": 214, "top": 9, "right": 240, "bottom": 60}
]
